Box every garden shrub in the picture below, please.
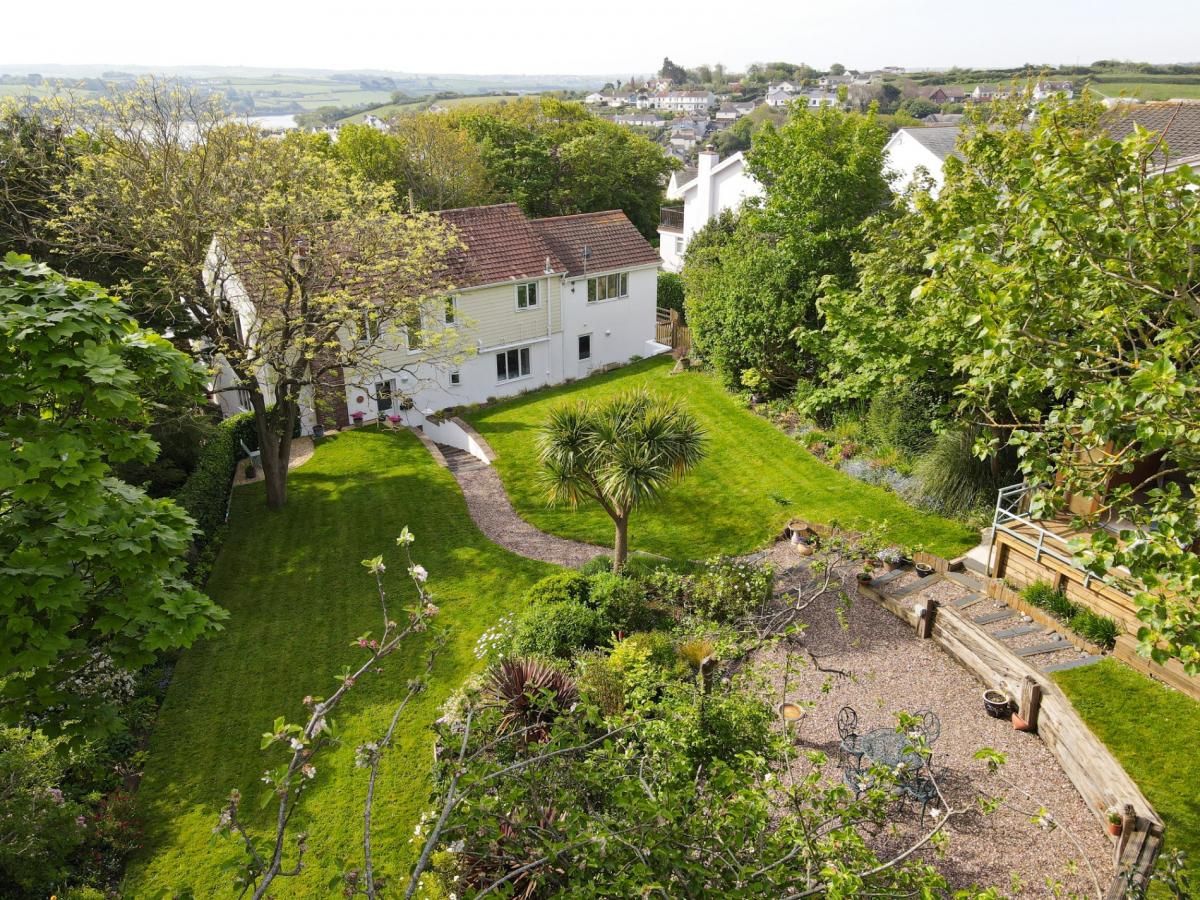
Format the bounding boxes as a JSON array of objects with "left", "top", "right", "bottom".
[
  {"left": 0, "top": 726, "right": 86, "bottom": 892},
  {"left": 174, "top": 411, "right": 251, "bottom": 580},
  {"left": 511, "top": 601, "right": 607, "bottom": 659},
  {"left": 687, "top": 559, "right": 774, "bottom": 623},
  {"left": 586, "top": 572, "right": 655, "bottom": 632},
  {"left": 657, "top": 270, "right": 686, "bottom": 321},
  {"left": 524, "top": 571, "right": 591, "bottom": 607},
  {"left": 865, "top": 384, "right": 939, "bottom": 456},
  {"left": 1069, "top": 608, "right": 1121, "bottom": 650},
  {"left": 913, "top": 427, "right": 1004, "bottom": 516},
  {"left": 608, "top": 631, "right": 678, "bottom": 673},
  {"left": 694, "top": 689, "right": 775, "bottom": 763},
  {"left": 579, "top": 555, "right": 614, "bottom": 577},
  {"left": 231, "top": 405, "right": 301, "bottom": 453},
  {"left": 575, "top": 650, "right": 626, "bottom": 717}
]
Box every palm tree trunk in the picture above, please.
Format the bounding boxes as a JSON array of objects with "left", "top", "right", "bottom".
[{"left": 612, "top": 514, "right": 629, "bottom": 572}]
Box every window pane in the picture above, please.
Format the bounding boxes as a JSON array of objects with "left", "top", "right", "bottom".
[
  {"left": 519, "top": 347, "right": 530, "bottom": 376},
  {"left": 620, "top": 273, "right": 628, "bottom": 296},
  {"left": 578, "top": 335, "right": 591, "bottom": 360},
  {"left": 516, "top": 285, "right": 526, "bottom": 308},
  {"left": 608, "top": 274, "right": 619, "bottom": 297},
  {"left": 496, "top": 352, "right": 506, "bottom": 380},
  {"left": 587, "top": 279, "right": 596, "bottom": 302},
  {"left": 528, "top": 283, "right": 537, "bottom": 306},
  {"left": 597, "top": 278, "right": 607, "bottom": 301},
  {"left": 450, "top": 371, "right": 461, "bottom": 385},
  {"left": 445, "top": 297, "right": 455, "bottom": 323}
]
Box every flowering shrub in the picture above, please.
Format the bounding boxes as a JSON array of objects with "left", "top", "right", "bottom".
[
  {"left": 687, "top": 559, "right": 774, "bottom": 623},
  {"left": 473, "top": 613, "right": 515, "bottom": 662}
]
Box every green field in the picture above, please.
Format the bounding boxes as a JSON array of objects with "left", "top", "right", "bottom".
[
  {"left": 340, "top": 93, "right": 534, "bottom": 124},
  {"left": 1054, "top": 659, "right": 1200, "bottom": 892},
  {"left": 465, "top": 357, "right": 977, "bottom": 560},
  {"left": 1087, "top": 79, "right": 1200, "bottom": 100},
  {"left": 124, "top": 429, "right": 552, "bottom": 897}
]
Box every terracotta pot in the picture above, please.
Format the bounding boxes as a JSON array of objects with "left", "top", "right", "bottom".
[
  {"left": 1107, "top": 821, "right": 1123, "bottom": 837},
  {"left": 885, "top": 561, "right": 902, "bottom": 572},
  {"left": 1012, "top": 713, "right": 1031, "bottom": 731}
]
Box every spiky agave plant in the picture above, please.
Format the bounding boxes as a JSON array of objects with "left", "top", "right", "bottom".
[{"left": 485, "top": 657, "right": 579, "bottom": 741}]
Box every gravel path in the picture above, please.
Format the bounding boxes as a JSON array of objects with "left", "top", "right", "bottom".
[
  {"left": 440, "top": 446, "right": 608, "bottom": 567},
  {"left": 754, "top": 555, "right": 1114, "bottom": 896}
]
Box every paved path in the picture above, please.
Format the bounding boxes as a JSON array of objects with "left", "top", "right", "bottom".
[{"left": 441, "top": 446, "right": 609, "bottom": 567}]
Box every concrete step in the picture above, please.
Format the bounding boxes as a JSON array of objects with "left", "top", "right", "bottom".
[
  {"left": 952, "top": 592, "right": 987, "bottom": 610},
  {"left": 944, "top": 570, "right": 987, "bottom": 592},
  {"left": 440, "top": 447, "right": 484, "bottom": 472},
  {"left": 1042, "top": 655, "right": 1105, "bottom": 674},
  {"left": 974, "top": 609, "right": 1016, "bottom": 625},
  {"left": 1014, "top": 640, "right": 1072, "bottom": 658},
  {"left": 993, "top": 624, "right": 1042, "bottom": 639},
  {"left": 962, "top": 555, "right": 989, "bottom": 577}
]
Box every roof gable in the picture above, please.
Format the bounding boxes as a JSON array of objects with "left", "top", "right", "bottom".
[
  {"left": 530, "top": 210, "right": 660, "bottom": 277},
  {"left": 437, "top": 204, "right": 563, "bottom": 288}
]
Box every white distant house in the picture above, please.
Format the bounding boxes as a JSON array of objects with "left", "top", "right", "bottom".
[
  {"left": 649, "top": 90, "right": 716, "bottom": 112},
  {"left": 765, "top": 87, "right": 793, "bottom": 108},
  {"left": 773, "top": 81, "right": 798, "bottom": 94},
  {"left": 206, "top": 204, "right": 666, "bottom": 430},
  {"left": 614, "top": 113, "right": 665, "bottom": 127},
  {"left": 585, "top": 91, "right": 606, "bottom": 104},
  {"left": 799, "top": 92, "right": 840, "bottom": 109},
  {"left": 1033, "top": 80, "right": 1074, "bottom": 100},
  {"left": 362, "top": 114, "right": 388, "bottom": 130},
  {"left": 657, "top": 150, "right": 764, "bottom": 272},
  {"left": 883, "top": 124, "right": 963, "bottom": 197}
]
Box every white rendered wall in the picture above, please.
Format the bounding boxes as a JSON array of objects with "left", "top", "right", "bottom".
[{"left": 884, "top": 130, "right": 948, "bottom": 197}]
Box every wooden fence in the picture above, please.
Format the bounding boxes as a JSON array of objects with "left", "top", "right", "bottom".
[{"left": 655, "top": 307, "right": 691, "bottom": 354}]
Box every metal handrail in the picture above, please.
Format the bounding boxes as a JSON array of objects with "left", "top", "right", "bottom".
[{"left": 989, "top": 482, "right": 1085, "bottom": 577}]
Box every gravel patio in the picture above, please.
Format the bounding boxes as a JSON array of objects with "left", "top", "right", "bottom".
[{"left": 750, "top": 546, "right": 1115, "bottom": 896}]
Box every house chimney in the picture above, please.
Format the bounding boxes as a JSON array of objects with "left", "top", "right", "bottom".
[{"left": 696, "top": 150, "right": 719, "bottom": 227}]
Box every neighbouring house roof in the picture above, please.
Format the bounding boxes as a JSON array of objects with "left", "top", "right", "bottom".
[
  {"left": 531, "top": 210, "right": 661, "bottom": 277},
  {"left": 903, "top": 124, "right": 965, "bottom": 161},
  {"left": 438, "top": 203, "right": 565, "bottom": 288},
  {"left": 1103, "top": 100, "right": 1200, "bottom": 168}
]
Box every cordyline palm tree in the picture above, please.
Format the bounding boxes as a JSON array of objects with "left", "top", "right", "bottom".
[{"left": 538, "top": 390, "right": 705, "bottom": 571}]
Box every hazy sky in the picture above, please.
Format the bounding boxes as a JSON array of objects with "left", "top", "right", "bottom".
[{"left": 9, "top": 0, "right": 1199, "bottom": 74}]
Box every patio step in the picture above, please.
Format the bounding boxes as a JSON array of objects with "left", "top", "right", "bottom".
[
  {"left": 952, "top": 592, "right": 987, "bottom": 610},
  {"left": 1041, "top": 655, "right": 1104, "bottom": 674},
  {"left": 441, "top": 446, "right": 485, "bottom": 473},
  {"left": 961, "top": 554, "right": 989, "bottom": 577},
  {"left": 1014, "top": 640, "right": 1071, "bottom": 658},
  {"left": 992, "top": 623, "right": 1042, "bottom": 639},
  {"left": 944, "top": 570, "right": 987, "bottom": 592},
  {"left": 869, "top": 569, "right": 908, "bottom": 588},
  {"left": 892, "top": 572, "right": 943, "bottom": 598},
  {"left": 973, "top": 609, "right": 1016, "bottom": 625}
]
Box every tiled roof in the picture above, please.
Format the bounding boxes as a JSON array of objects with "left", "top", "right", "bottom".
[
  {"left": 1103, "top": 100, "right": 1200, "bottom": 167},
  {"left": 437, "top": 204, "right": 563, "bottom": 288},
  {"left": 531, "top": 210, "right": 660, "bottom": 277},
  {"left": 904, "top": 124, "right": 965, "bottom": 161}
]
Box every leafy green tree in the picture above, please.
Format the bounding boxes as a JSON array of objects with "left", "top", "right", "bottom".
[
  {"left": 899, "top": 97, "right": 940, "bottom": 118},
  {"left": 659, "top": 56, "right": 688, "bottom": 83},
  {"left": 830, "top": 62, "right": 846, "bottom": 76},
  {"left": 0, "top": 254, "right": 225, "bottom": 737},
  {"left": 538, "top": 391, "right": 705, "bottom": 569}
]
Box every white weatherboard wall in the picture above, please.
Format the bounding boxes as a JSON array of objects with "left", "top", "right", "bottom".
[
  {"left": 560, "top": 265, "right": 659, "bottom": 380},
  {"left": 884, "top": 130, "right": 948, "bottom": 197}
]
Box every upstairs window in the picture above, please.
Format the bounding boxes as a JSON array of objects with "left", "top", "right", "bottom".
[
  {"left": 516, "top": 282, "right": 538, "bottom": 310},
  {"left": 444, "top": 296, "right": 457, "bottom": 325},
  {"left": 586, "top": 272, "right": 629, "bottom": 302},
  {"left": 404, "top": 308, "right": 422, "bottom": 351},
  {"left": 496, "top": 347, "right": 531, "bottom": 382}
]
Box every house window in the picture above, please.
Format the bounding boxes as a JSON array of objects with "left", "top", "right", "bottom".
[
  {"left": 496, "top": 347, "right": 531, "bottom": 382},
  {"left": 356, "top": 311, "right": 377, "bottom": 344},
  {"left": 586, "top": 272, "right": 629, "bottom": 302},
  {"left": 578, "top": 334, "right": 592, "bottom": 361},
  {"left": 376, "top": 379, "right": 393, "bottom": 413},
  {"left": 404, "top": 308, "right": 422, "bottom": 351},
  {"left": 516, "top": 282, "right": 538, "bottom": 310},
  {"left": 444, "top": 296, "right": 457, "bottom": 325},
  {"left": 674, "top": 236, "right": 684, "bottom": 254},
  {"left": 449, "top": 371, "right": 461, "bottom": 386}
]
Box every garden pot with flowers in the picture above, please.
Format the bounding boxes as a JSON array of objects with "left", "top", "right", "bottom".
[
  {"left": 351, "top": 411, "right": 365, "bottom": 426},
  {"left": 878, "top": 547, "right": 904, "bottom": 572},
  {"left": 1107, "top": 809, "right": 1123, "bottom": 837}
]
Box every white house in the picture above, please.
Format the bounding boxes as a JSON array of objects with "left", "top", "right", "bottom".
[
  {"left": 207, "top": 204, "right": 665, "bottom": 430},
  {"left": 1033, "top": 80, "right": 1074, "bottom": 101},
  {"left": 799, "top": 92, "right": 840, "bottom": 109},
  {"left": 650, "top": 90, "right": 716, "bottom": 112},
  {"left": 584, "top": 92, "right": 606, "bottom": 104},
  {"left": 765, "top": 87, "right": 793, "bottom": 108},
  {"left": 883, "top": 124, "right": 963, "bottom": 197},
  {"left": 657, "top": 150, "right": 764, "bottom": 272},
  {"left": 772, "top": 81, "right": 798, "bottom": 94}
]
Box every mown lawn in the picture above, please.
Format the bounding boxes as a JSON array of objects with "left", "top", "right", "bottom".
[
  {"left": 465, "top": 357, "right": 977, "bottom": 560},
  {"left": 1054, "top": 659, "right": 1200, "bottom": 890},
  {"left": 124, "top": 429, "right": 552, "bottom": 897}
]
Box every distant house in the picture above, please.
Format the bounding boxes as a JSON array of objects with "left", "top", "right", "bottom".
[
  {"left": 207, "top": 204, "right": 665, "bottom": 428},
  {"left": 649, "top": 90, "right": 716, "bottom": 112},
  {"left": 971, "top": 84, "right": 1009, "bottom": 102},
  {"left": 765, "top": 87, "right": 793, "bottom": 108},
  {"left": 799, "top": 92, "right": 840, "bottom": 109},
  {"left": 584, "top": 92, "right": 606, "bottom": 105},
  {"left": 772, "top": 81, "right": 799, "bottom": 94},
  {"left": 733, "top": 100, "right": 757, "bottom": 116},
  {"left": 818, "top": 74, "right": 852, "bottom": 89},
  {"left": 657, "top": 150, "right": 764, "bottom": 272},
  {"left": 362, "top": 114, "right": 388, "bottom": 130},
  {"left": 883, "top": 124, "right": 963, "bottom": 196},
  {"left": 613, "top": 113, "right": 665, "bottom": 128},
  {"left": 1033, "top": 80, "right": 1074, "bottom": 100},
  {"left": 920, "top": 85, "right": 967, "bottom": 104},
  {"left": 715, "top": 103, "right": 741, "bottom": 120}
]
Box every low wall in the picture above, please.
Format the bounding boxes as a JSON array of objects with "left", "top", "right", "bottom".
[{"left": 402, "top": 410, "right": 496, "bottom": 465}]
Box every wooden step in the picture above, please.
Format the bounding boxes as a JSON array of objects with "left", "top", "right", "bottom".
[
  {"left": 974, "top": 609, "right": 1016, "bottom": 625},
  {"left": 1014, "top": 640, "right": 1071, "bottom": 658},
  {"left": 993, "top": 624, "right": 1041, "bottom": 639},
  {"left": 952, "top": 592, "right": 987, "bottom": 610},
  {"left": 892, "top": 573, "right": 943, "bottom": 598},
  {"left": 1042, "top": 655, "right": 1104, "bottom": 674}
]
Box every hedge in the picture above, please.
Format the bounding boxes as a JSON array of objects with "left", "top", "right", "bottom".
[{"left": 174, "top": 411, "right": 252, "bottom": 581}]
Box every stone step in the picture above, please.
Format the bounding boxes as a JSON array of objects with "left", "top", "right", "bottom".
[
  {"left": 944, "top": 570, "right": 987, "bottom": 592},
  {"left": 869, "top": 569, "right": 908, "bottom": 588},
  {"left": 1041, "top": 655, "right": 1105, "bottom": 674},
  {"left": 993, "top": 624, "right": 1042, "bottom": 639},
  {"left": 892, "top": 572, "right": 943, "bottom": 598},
  {"left": 952, "top": 592, "right": 987, "bottom": 610},
  {"left": 974, "top": 609, "right": 1016, "bottom": 625},
  {"left": 1014, "top": 640, "right": 1072, "bottom": 658},
  {"left": 962, "top": 555, "right": 989, "bottom": 577}
]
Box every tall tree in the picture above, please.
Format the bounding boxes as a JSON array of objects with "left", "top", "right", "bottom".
[
  {"left": 0, "top": 254, "right": 226, "bottom": 738},
  {"left": 538, "top": 391, "right": 705, "bottom": 570}
]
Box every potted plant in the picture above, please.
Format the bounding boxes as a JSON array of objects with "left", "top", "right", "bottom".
[
  {"left": 983, "top": 688, "right": 1011, "bottom": 718},
  {"left": 856, "top": 564, "right": 874, "bottom": 585},
  {"left": 243, "top": 460, "right": 256, "bottom": 480},
  {"left": 311, "top": 423, "right": 325, "bottom": 439},
  {"left": 351, "top": 411, "right": 365, "bottom": 426},
  {"left": 1107, "top": 809, "right": 1123, "bottom": 837},
  {"left": 878, "top": 547, "right": 904, "bottom": 572},
  {"left": 914, "top": 561, "right": 935, "bottom": 578}
]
